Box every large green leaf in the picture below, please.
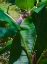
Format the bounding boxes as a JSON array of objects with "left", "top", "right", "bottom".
[
  {"left": 9, "top": 32, "right": 22, "bottom": 64},
  {"left": 15, "top": 0, "right": 35, "bottom": 10},
  {"left": 0, "top": 27, "right": 16, "bottom": 38},
  {"left": 9, "top": 16, "right": 36, "bottom": 64},
  {"left": 0, "top": 10, "right": 20, "bottom": 30},
  {"left": 20, "top": 17, "right": 36, "bottom": 53},
  {"left": 11, "top": 17, "right": 36, "bottom": 64},
  {"left": 32, "top": 5, "right": 47, "bottom": 61}
]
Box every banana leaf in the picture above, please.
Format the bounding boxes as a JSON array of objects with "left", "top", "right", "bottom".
[
  {"left": 9, "top": 17, "right": 36, "bottom": 64},
  {"left": 15, "top": 0, "right": 35, "bottom": 10},
  {"left": 20, "top": 17, "right": 36, "bottom": 52},
  {"left": 32, "top": 4, "right": 47, "bottom": 61}
]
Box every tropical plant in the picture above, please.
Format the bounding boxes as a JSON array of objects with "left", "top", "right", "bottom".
[{"left": 0, "top": 0, "right": 47, "bottom": 64}]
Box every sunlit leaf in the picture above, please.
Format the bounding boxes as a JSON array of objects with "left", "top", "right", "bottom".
[{"left": 15, "top": 0, "right": 35, "bottom": 10}]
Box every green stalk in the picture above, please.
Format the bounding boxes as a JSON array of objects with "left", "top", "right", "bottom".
[
  {"left": 37, "top": 50, "right": 47, "bottom": 64},
  {"left": 36, "top": 0, "right": 39, "bottom": 7}
]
